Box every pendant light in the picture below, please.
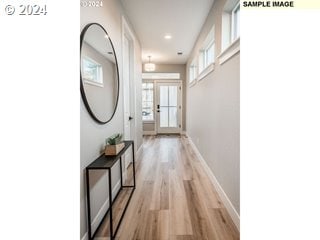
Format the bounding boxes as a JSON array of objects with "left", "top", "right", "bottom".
[{"left": 144, "top": 56, "right": 155, "bottom": 72}]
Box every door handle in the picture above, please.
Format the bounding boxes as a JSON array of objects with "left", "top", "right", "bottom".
[{"left": 129, "top": 116, "right": 133, "bottom": 120}]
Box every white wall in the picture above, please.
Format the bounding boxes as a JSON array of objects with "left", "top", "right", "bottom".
[
  {"left": 80, "top": 0, "right": 142, "bottom": 238},
  {"left": 186, "top": 0, "right": 240, "bottom": 214}
]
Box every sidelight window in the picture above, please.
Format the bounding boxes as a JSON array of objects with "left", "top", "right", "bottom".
[{"left": 142, "top": 82, "right": 154, "bottom": 121}]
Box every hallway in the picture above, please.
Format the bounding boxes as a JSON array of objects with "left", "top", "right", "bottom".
[
  {"left": 95, "top": 135, "right": 239, "bottom": 240},
  {"left": 80, "top": 0, "right": 240, "bottom": 238}
]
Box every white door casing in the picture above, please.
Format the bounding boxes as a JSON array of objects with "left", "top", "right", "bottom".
[
  {"left": 122, "top": 17, "right": 136, "bottom": 171},
  {"left": 123, "top": 36, "right": 131, "bottom": 141}
]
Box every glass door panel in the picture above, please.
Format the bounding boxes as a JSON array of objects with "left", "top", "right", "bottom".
[
  {"left": 169, "top": 107, "right": 177, "bottom": 127},
  {"left": 169, "top": 86, "right": 177, "bottom": 106},
  {"left": 160, "top": 106, "right": 169, "bottom": 127}
]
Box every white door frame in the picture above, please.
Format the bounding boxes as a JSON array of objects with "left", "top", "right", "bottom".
[
  {"left": 154, "top": 80, "right": 183, "bottom": 134},
  {"left": 122, "top": 16, "right": 136, "bottom": 171}
]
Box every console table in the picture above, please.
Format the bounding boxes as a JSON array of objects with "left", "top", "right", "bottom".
[{"left": 85, "top": 140, "right": 136, "bottom": 240}]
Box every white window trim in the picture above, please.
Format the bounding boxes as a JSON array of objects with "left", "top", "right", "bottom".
[
  {"left": 197, "top": 63, "right": 215, "bottom": 81},
  {"left": 231, "top": 2, "right": 240, "bottom": 42},
  {"left": 83, "top": 79, "right": 104, "bottom": 88},
  {"left": 189, "top": 80, "right": 197, "bottom": 88},
  {"left": 218, "top": 37, "right": 240, "bottom": 65}
]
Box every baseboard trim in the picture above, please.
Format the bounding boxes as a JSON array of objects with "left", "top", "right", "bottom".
[
  {"left": 186, "top": 134, "right": 240, "bottom": 230},
  {"left": 143, "top": 130, "right": 156, "bottom": 135},
  {"left": 81, "top": 180, "right": 121, "bottom": 240}
]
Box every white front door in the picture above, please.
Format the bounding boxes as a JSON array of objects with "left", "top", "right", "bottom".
[{"left": 156, "top": 82, "right": 182, "bottom": 134}]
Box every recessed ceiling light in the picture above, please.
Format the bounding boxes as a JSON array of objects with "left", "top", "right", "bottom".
[{"left": 164, "top": 35, "right": 172, "bottom": 39}]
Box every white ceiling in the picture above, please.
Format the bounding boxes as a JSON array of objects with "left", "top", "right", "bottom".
[{"left": 120, "top": 0, "right": 215, "bottom": 64}]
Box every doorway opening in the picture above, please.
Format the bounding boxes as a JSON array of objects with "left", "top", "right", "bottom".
[{"left": 142, "top": 78, "right": 182, "bottom": 135}]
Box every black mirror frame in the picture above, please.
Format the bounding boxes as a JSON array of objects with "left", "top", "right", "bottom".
[{"left": 80, "top": 22, "right": 120, "bottom": 124}]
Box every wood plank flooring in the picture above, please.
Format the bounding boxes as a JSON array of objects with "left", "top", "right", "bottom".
[{"left": 95, "top": 135, "right": 239, "bottom": 240}]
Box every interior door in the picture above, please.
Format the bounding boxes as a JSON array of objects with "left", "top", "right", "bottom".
[
  {"left": 123, "top": 35, "right": 133, "bottom": 168},
  {"left": 156, "top": 82, "right": 182, "bottom": 134}
]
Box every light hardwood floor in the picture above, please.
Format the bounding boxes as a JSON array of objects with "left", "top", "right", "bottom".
[{"left": 95, "top": 135, "right": 239, "bottom": 240}]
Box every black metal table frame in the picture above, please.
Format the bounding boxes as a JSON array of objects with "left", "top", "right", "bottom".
[{"left": 85, "top": 141, "right": 136, "bottom": 240}]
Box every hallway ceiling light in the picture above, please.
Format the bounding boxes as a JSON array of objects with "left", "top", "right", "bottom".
[
  {"left": 164, "top": 34, "right": 172, "bottom": 39},
  {"left": 144, "top": 56, "right": 155, "bottom": 72}
]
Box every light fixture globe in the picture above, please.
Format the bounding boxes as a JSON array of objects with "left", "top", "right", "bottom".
[
  {"left": 144, "top": 56, "right": 155, "bottom": 72},
  {"left": 144, "top": 63, "right": 155, "bottom": 72}
]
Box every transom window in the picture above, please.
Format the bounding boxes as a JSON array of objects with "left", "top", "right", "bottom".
[
  {"left": 189, "top": 59, "right": 197, "bottom": 83},
  {"left": 221, "top": 0, "right": 240, "bottom": 51},
  {"left": 231, "top": 2, "right": 240, "bottom": 41},
  {"left": 199, "top": 26, "right": 215, "bottom": 73},
  {"left": 142, "top": 72, "right": 180, "bottom": 80}
]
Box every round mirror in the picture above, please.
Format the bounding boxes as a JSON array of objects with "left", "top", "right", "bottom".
[{"left": 80, "top": 23, "right": 119, "bottom": 124}]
